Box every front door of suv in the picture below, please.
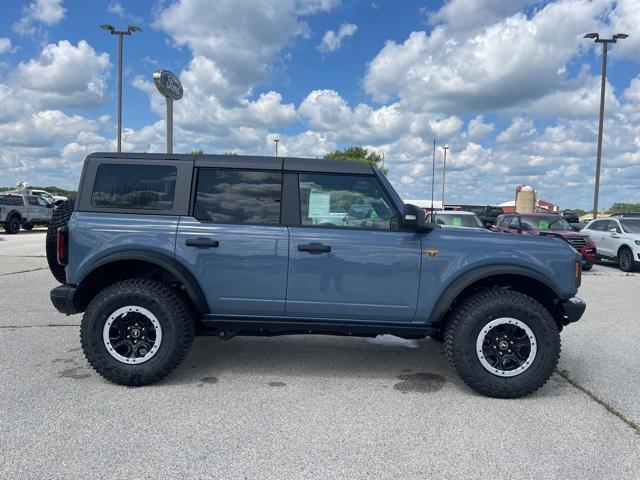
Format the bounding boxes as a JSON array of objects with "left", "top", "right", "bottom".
[
  {"left": 285, "top": 173, "right": 422, "bottom": 323},
  {"left": 175, "top": 168, "right": 289, "bottom": 317}
]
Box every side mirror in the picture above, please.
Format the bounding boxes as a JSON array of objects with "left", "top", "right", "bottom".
[
  {"left": 609, "top": 228, "right": 618, "bottom": 234},
  {"left": 402, "top": 204, "right": 438, "bottom": 232}
]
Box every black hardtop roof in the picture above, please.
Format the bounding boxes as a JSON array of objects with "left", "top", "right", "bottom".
[{"left": 87, "top": 152, "right": 373, "bottom": 175}]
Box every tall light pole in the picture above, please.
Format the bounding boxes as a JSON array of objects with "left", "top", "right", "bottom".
[
  {"left": 583, "top": 32, "right": 628, "bottom": 219},
  {"left": 100, "top": 24, "right": 142, "bottom": 153},
  {"left": 430, "top": 139, "right": 436, "bottom": 218},
  {"left": 441, "top": 145, "right": 449, "bottom": 210},
  {"left": 274, "top": 138, "right": 280, "bottom": 157}
]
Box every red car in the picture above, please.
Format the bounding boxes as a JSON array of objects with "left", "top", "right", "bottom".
[{"left": 492, "top": 213, "right": 596, "bottom": 270}]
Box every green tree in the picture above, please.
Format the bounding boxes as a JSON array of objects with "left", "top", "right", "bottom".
[
  {"left": 190, "top": 150, "right": 203, "bottom": 155},
  {"left": 324, "top": 146, "right": 388, "bottom": 175},
  {"left": 608, "top": 203, "right": 640, "bottom": 214}
]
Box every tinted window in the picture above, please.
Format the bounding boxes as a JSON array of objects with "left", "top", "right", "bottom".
[
  {"left": 26, "top": 196, "right": 39, "bottom": 206},
  {"left": 520, "top": 216, "right": 572, "bottom": 231},
  {"left": 0, "top": 195, "right": 24, "bottom": 206},
  {"left": 92, "top": 164, "right": 176, "bottom": 210},
  {"left": 37, "top": 197, "right": 49, "bottom": 207},
  {"left": 508, "top": 217, "right": 520, "bottom": 229},
  {"left": 621, "top": 219, "right": 640, "bottom": 233},
  {"left": 299, "top": 174, "right": 398, "bottom": 230},
  {"left": 435, "top": 213, "right": 484, "bottom": 228},
  {"left": 194, "top": 169, "right": 282, "bottom": 225},
  {"left": 588, "top": 220, "right": 605, "bottom": 231}
]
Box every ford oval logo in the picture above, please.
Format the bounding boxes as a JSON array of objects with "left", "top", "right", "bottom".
[{"left": 153, "top": 69, "right": 183, "bottom": 100}]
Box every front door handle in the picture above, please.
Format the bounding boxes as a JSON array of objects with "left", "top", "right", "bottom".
[
  {"left": 298, "top": 243, "right": 331, "bottom": 254},
  {"left": 186, "top": 238, "right": 219, "bottom": 249}
]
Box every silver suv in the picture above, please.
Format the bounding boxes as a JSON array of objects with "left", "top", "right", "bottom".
[{"left": 0, "top": 193, "right": 53, "bottom": 234}]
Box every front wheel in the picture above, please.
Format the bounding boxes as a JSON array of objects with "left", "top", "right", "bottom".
[
  {"left": 445, "top": 290, "right": 560, "bottom": 398},
  {"left": 81, "top": 279, "right": 195, "bottom": 386},
  {"left": 618, "top": 248, "right": 636, "bottom": 272},
  {"left": 581, "top": 262, "right": 593, "bottom": 271}
]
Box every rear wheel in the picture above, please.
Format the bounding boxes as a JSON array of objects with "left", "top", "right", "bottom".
[
  {"left": 81, "top": 279, "right": 195, "bottom": 386},
  {"left": 618, "top": 248, "right": 636, "bottom": 272},
  {"left": 445, "top": 289, "right": 560, "bottom": 398},
  {"left": 4, "top": 215, "right": 20, "bottom": 234},
  {"left": 46, "top": 200, "right": 74, "bottom": 283}
]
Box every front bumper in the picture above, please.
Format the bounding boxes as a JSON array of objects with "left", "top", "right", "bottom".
[
  {"left": 50, "top": 284, "right": 80, "bottom": 315},
  {"left": 560, "top": 296, "right": 586, "bottom": 325}
]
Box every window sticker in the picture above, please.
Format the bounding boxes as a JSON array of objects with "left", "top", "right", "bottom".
[
  {"left": 539, "top": 220, "right": 549, "bottom": 230},
  {"left": 308, "top": 190, "right": 331, "bottom": 217},
  {"left": 452, "top": 217, "right": 462, "bottom": 227}
]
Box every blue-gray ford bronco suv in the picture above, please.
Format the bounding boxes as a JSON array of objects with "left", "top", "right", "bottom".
[{"left": 49, "top": 153, "right": 586, "bottom": 398}]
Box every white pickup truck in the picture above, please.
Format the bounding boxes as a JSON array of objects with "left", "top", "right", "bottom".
[{"left": 0, "top": 193, "right": 54, "bottom": 234}]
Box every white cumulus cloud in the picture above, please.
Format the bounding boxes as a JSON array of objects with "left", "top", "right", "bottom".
[{"left": 318, "top": 23, "right": 358, "bottom": 54}]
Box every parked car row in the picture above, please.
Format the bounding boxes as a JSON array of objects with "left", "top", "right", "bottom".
[{"left": 426, "top": 207, "right": 638, "bottom": 273}]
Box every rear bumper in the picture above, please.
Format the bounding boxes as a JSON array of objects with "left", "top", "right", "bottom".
[
  {"left": 50, "top": 284, "right": 80, "bottom": 315},
  {"left": 560, "top": 296, "right": 586, "bottom": 325}
]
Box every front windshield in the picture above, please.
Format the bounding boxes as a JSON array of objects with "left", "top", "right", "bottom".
[
  {"left": 621, "top": 219, "right": 640, "bottom": 233},
  {"left": 520, "top": 216, "right": 572, "bottom": 231},
  {"left": 435, "top": 213, "right": 484, "bottom": 228}
]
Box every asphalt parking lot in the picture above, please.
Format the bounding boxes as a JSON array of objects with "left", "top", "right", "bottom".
[{"left": 1, "top": 231, "right": 639, "bottom": 479}]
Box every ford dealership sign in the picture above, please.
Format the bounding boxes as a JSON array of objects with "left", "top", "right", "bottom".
[{"left": 153, "top": 70, "right": 183, "bottom": 100}]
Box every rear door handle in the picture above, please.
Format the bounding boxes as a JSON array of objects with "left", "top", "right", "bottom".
[
  {"left": 298, "top": 243, "right": 331, "bottom": 254},
  {"left": 185, "top": 238, "right": 219, "bottom": 249}
]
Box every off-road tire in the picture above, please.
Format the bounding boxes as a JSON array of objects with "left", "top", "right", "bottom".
[
  {"left": 81, "top": 279, "right": 195, "bottom": 386},
  {"left": 4, "top": 215, "right": 20, "bottom": 234},
  {"left": 46, "top": 200, "right": 74, "bottom": 283},
  {"left": 618, "top": 247, "right": 636, "bottom": 273},
  {"left": 21, "top": 223, "right": 34, "bottom": 231},
  {"left": 444, "top": 289, "right": 560, "bottom": 398}
]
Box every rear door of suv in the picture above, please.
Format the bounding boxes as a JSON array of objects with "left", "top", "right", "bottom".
[
  {"left": 284, "top": 169, "right": 422, "bottom": 323},
  {"left": 175, "top": 158, "right": 288, "bottom": 317}
]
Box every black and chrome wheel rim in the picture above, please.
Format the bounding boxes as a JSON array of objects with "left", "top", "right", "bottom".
[
  {"left": 476, "top": 318, "right": 537, "bottom": 377},
  {"left": 102, "top": 306, "right": 162, "bottom": 364}
]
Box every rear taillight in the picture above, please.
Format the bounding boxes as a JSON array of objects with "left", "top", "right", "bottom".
[{"left": 57, "top": 226, "right": 69, "bottom": 266}]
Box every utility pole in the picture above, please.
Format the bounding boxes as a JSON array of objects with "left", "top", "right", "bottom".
[
  {"left": 583, "top": 32, "right": 628, "bottom": 219},
  {"left": 100, "top": 24, "right": 142, "bottom": 152},
  {"left": 441, "top": 145, "right": 449, "bottom": 210},
  {"left": 430, "top": 139, "right": 436, "bottom": 219}
]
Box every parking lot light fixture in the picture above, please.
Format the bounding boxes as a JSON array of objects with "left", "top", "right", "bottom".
[
  {"left": 100, "top": 24, "right": 143, "bottom": 153},
  {"left": 583, "top": 32, "right": 628, "bottom": 219},
  {"left": 441, "top": 145, "right": 449, "bottom": 208},
  {"left": 274, "top": 138, "right": 280, "bottom": 157}
]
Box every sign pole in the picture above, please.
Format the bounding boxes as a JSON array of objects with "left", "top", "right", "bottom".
[
  {"left": 166, "top": 97, "right": 173, "bottom": 154},
  {"left": 153, "top": 69, "right": 183, "bottom": 155}
]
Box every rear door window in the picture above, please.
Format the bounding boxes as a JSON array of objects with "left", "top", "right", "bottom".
[
  {"left": 0, "top": 195, "right": 24, "bottom": 206},
  {"left": 91, "top": 164, "right": 177, "bottom": 210},
  {"left": 193, "top": 169, "right": 282, "bottom": 225}
]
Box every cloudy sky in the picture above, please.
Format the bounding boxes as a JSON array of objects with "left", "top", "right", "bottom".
[{"left": 1, "top": 0, "right": 639, "bottom": 209}]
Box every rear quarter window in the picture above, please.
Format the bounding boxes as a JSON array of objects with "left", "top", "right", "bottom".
[
  {"left": 91, "top": 164, "right": 177, "bottom": 210},
  {"left": 0, "top": 195, "right": 24, "bottom": 206}
]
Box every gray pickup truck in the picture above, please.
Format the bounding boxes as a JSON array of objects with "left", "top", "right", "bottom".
[
  {"left": 0, "top": 193, "right": 53, "bottom": 233},
  {"left": 49, "top": 152, "right": 586, "bottom": 398}
]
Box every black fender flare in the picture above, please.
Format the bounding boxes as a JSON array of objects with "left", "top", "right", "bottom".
[
  {"left": 430, "top": 264, "right": 563, "bottom": 324},
  {"left": 4, "top": 210, "right": 22, "bottom": 221},
  {"left": 77, "top": 250, "right": 209, "bottom": 313}
]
